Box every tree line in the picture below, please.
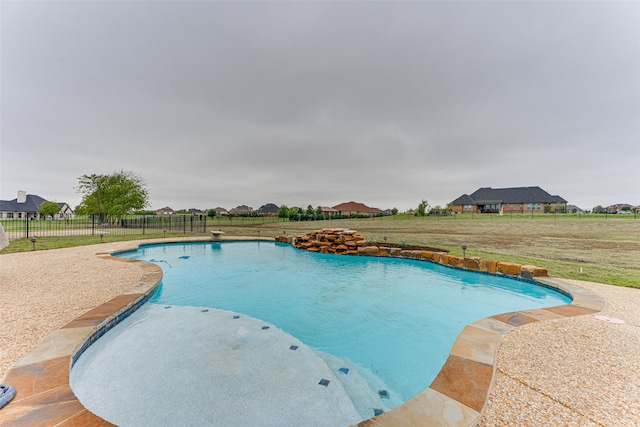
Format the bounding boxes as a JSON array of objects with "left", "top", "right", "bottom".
[{"left": 67, "top": 171, "right": 452, "bottom": 223}]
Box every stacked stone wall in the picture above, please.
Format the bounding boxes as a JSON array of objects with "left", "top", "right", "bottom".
[{"left": 283, "top": 228, "right": 547, "bottom": 280}]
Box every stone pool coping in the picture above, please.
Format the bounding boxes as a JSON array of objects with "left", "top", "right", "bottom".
[{"left": 0, "top": 237, "right": 605, "bottom": 426}]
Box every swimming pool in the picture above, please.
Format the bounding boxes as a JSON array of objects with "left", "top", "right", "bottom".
[{"left": 71, "top": 241, "right": 571, "bottom": 425}]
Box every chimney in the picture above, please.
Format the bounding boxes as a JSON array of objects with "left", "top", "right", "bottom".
[{"left": 17, "top": 190, "right": 27, "bottom": 204}]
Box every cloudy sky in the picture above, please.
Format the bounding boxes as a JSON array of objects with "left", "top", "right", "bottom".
[{"left": 1, "top": 1, "right": 638, "bottom": 212}]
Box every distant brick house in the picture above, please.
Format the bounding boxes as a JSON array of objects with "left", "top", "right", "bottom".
[
  {"left": 187, "top": 208, "right": 206, "bottom": 215},
  {"left": 606, "top": 204, "right": 633, "bottom": 214},
  {"left": 0, "top": 191, "right": 73, "bottom": 220},
  {"left": 321, "top": 207, "right": 339, "bottom": 216},
  {"left": 566, "top": 204, "right": 585, "bottom": 214},
  {"left": 256, "top": 203, "right": 280, "bottom": 216},
  {"left": 229, "top": 205, "right": 253, "bottom": 215},
  {"left": 212, "top": 207, "right": 228, "bottom": 216},
  {"left": 156, "top": 207, "right": 175, "bottom": 215},
  {"left": 332, "top": 201, "right": 380, "bottom": 216},
  {"left": 451, "top": 187, "right": 567, "bottom": 214}
]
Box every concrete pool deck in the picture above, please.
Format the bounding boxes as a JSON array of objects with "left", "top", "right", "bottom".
[{"left": 1, "top": 237, "right": 639, "bottom": 426}]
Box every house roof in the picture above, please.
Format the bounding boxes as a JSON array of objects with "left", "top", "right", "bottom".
[
  {"left": 230, "top": 205, "right": 252, "bottom": 213},
  {"left": 451, "top": 194, "right": 475, "bottom": 205},
  {"left": 332, "top": 201, "right": 380, "bottom": 214},
  {"left": 0, "top": 194, "right": 48, "bottom": 213},
  {"left": 213, "top": 207, "right": 228, "bottom": 213},
  {"left": 257, "top": 203, "right": 280, "bottom": 213},
  {"left": 452, "top": 187, "right": 567, "bottom": 205}
]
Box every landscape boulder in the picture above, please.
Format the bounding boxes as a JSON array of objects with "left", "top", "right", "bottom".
[
  {"left": 462, "top": 257, "right": 481, "bottom": 270},
  {"left": 521, "top": 265, "right": 548, "bottom": 278},
  {"left": 286, "top": 229, "right": 549, "bottom": 283},
  {"left": 480, "top": 260, "right": 498, "bottom": 273},
  {"left": 497, "top": 261, "right": 522, "bottom": 276}
]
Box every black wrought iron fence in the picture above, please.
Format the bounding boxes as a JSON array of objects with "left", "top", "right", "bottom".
[{"left": 0, "top": 215, "right": 208, "bottom": 240}]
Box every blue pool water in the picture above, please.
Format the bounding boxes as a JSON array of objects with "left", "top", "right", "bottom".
[{"left": 117, "top": 241, "right": 570, "bottom": 409}]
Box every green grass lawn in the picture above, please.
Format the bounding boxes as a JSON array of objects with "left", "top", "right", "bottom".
[{"left": 2, "top": 215, "right": 639, "bottom": 288}]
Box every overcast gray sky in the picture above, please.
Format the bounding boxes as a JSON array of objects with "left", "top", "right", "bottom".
[{"left": 1, "top": 1, "right": 638, "bottom": 212}]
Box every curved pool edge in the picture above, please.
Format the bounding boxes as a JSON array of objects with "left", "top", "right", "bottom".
[
  {"left": 0, "top": 255, "right": 164, "bottom": 426},
  {"left": 0, "top": 238, "right": 605, "bottom": 427},
  {"left": 354, "top": 277, "right": 605, "bottom": 427}
]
